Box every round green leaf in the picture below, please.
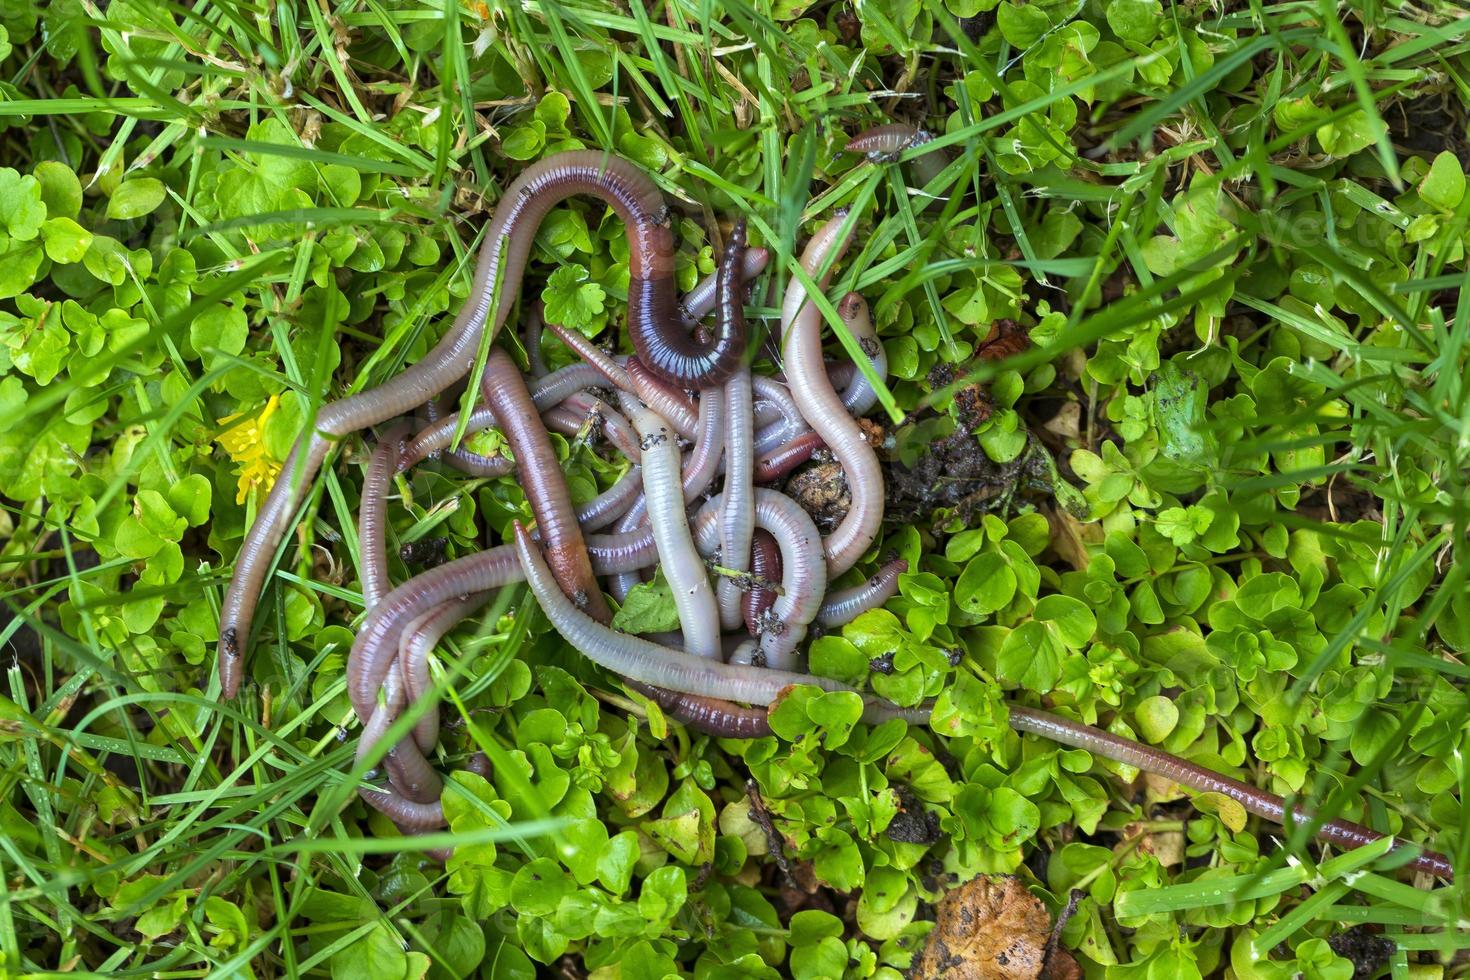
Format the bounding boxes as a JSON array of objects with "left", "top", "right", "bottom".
[
  {"left": 107, "top": 178, "right": 167, "bottom": 220},
  {"left": 1134, "top": 696, "right": 1179, "bottom": 743},
  {"left": 1034, "top": 594, "right": 1096, "bottom": 649}
]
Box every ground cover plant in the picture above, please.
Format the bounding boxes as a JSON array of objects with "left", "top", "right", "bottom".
[{"left": 1, "top": 0, "right": 1468, "bottom": 975}]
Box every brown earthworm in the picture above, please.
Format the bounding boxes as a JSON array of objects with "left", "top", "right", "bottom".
[
  {"left": 846, "top": 123, "right": 949, "bottom": 208},
  {"left": 835, "top": 292, "right": 886, "bottom": 417},
  {"left": 513, "top": 521, "right": 906, "bottom": 722},
  {"left": 753, "top": 431, "right": 826, "bottom": 483},
  {"left": 691, "top": 491, "right": 825, "bottom": 671},
  {"left": 626, "top": 356, "right": 700, "bottom": 439},
  {"left": 544, "top": 392, "right": 642, "bottom": 461},
  {"left": 679, "top": 246, "right": 771, "bottom": 324},
  {"left": 219, "top": 151, "right": 732, "bottom": 698},
  {"left": 347, "top": 531, "right": 659, "bottom": 724},
  {"left": 481, "top": 348, "right": 612, "bottom": 625},
  {"left": 1007, "top": 705, "right": 1453, "bottom": 880},
  {"left": 359, "top": 423, "right": 412, "bottom": 609},
  {"left": 543, "top": 322, "right": 634, "bottom": 394},
  {"left": 627, "top": 681, "right": 773, "bottom": 739},
  {"left": 742, "top": 530, "right": 781, "bottom": 638},
  {"left": 398, "top": 594, "right": 488, "bottom": 751}
]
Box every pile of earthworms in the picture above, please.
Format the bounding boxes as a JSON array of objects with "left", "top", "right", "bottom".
[{"left": 216, "top": 129, "right": 1452, "bottom": 879}]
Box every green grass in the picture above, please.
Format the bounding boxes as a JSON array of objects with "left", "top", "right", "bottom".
[{"left": 0, "top": 0, "right": 1468, "bottom": 976}]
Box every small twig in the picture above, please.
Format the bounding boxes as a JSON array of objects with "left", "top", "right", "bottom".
[{"left": 745, "top": 779, "right": 789, "bottom": 877}]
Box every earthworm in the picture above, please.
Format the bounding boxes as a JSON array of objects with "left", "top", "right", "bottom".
[
  {"left": 781, "top": 213, "right": 883, "bottom": 576},
  {"left": 750, "top": 376, "right": 804, "bottom": 443},
  {"left": 528, "top": 362, "right": 615, "bottom": 410},
  {"left": 398, "top": 404, "right": 508, "bottom": 475},
  {"left": 524, "top": 307, "right": 549, "bottom": 378},
  {"left": 398, "top": 594, "right": 488, "bottom": 751},
  {"left": 544, "top": 322, "right": 634, "bottom": 394},
  {"left": 754, "top": 431, "right": 827, "bottom": 483},
  {"left": 846, "top": 124, "right": 949, "bottom": 206},
  {"left": 691, "top": 490, "right": 825, "bottom": 670},
  {"left": 604, "top": 390, "right": 725, "bottom": 603},
  {"left": 218, "top": 435, "right": 331, "bottom": 695},
  {"left": 359, "top": 423, "right": 411, "bottom": 609},
  {"left": 1007, "top": 706, "right": 1454, "bottom": 880},
  {"left": 607, "top": 498, "right": 651, "bottom": 605},
  {"left": 752, "top": 398, "right": 785, "bottom": 430},
  {"left": 220, "top": 151, "right": 712, "bottom": 696},
  {"left": 630, "top": 403, "right": 721, "bottom": 659},
  {"left": 626, "top": 356, "right": 700, "bottom": 439},
  {"left": 628, "top": 681, "right": 773, "bottom": 739},
  {"left": 358, "top": 780, "right": 447, "bottom": 832},
  {"left": 513, "top": 521, "right": 908, "bottom": 722},
  {"left": 817, "top": 558, "right": 907, "bottom": 628},
  {"left": 682, "top": 387, "right": 726, "bottom": 502},
  {"left": 545, "top": 392, "right": 642, "bottom": 460},
  {"left": 575, "top": 465, "right": 644, "bottom": 532},
  {"left": 716, "top": 221, "right": 756, "bottom": 632},
  {"left": 356, "top": 666, "right": 440, "bottom": 804},
  {"left": 680, "top": 245, "right": 771, "bottom": 323},
  {"left": 742, "top": 530, "right": 781, "bottom": 637},
  {"left": 835, "top": 292, "right": 887, "bottom": 417},
  {"left": 399, "top": 364, "right": 620, "bottom": 472},
  {"left": 481, "top": 348, "right": 612, "bottom": 625},
  {"left": 347, "top": 530, "right": 659, "bottom": 722}
]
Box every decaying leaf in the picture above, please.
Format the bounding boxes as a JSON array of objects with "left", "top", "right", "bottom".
[{"left": 909, "top": 874, "right": 1079, "bottom": 980}]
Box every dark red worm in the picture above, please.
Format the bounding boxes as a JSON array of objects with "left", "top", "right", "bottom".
[
  {"left": 218, "top": 150, "right": 735, "bottom": 697},
  {"left": 626, "top": 681, "right": 772, "bottom": 739},
  {"left": 1008, "top": 706, "right": 1453, "bottom": 879},
  {"left": 742, "top": 530, "right": 781, "bottom": 637},
  {"left": 481, "top": 348, "right": 613, "bottom": 625},
  {"left": 754, "top": 431, "right": 827, "bottom": 482},
  {"left": 625, "top": 355, "right": 700, "bottom": 438}
]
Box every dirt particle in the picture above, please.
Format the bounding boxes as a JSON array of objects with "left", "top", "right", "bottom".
[
  {"left": 1327, "top": 927, "right": 1394, "bottom": 980},
  {"left": 785, "top": 460, "right": 851, "bottom": 533},
  {"left": 887, "top": 785, "right": 942, "bottom": 845},
  {"left": 398, "top": 536, "right": 449, "bottom": 567}
]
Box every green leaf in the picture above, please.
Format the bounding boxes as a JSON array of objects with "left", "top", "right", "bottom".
[
  {"left": 997, "top": 1, "right": 1050, "bottom": 47},
  {"left": 189, "top": 304, "right": 249, "bottom": 363},
  {"left": 40, "top": 216, "right": 91, "bottom": 263},
  {"left": 789, "top": 909, "right": 844, "bottom": 947},
  {"left": 596, "top": 831, "right": 640, "bottom": 894},
  {"left": 33, "top": 161, "right": 82, "bottom": 220},
  {"left": 791, "top": 936, "right": 847, "bottom": 979},
  {"left": 426, "top": 913, "right": 484, "bottom": 980},
  {"left": 611, "top": 573, "right": 680, "bottom": 633},
  {"left": 997, "top": 622, "right": 1063, "bottom": 692},
  {"left": 0, "top": 168, "right": 46, "bottom": 241},
  {"left": 1106, "top": 0, "right": 1160, "bottom": 42},
  {"left": 541, "top": 264, "right": 606, "bottom": 333},
  {"left": 107, "top": 177, "right": 167, "bottom": 220},
  {"left": 1034, "top": 594, "right": 1095, "bottom": 649},
  {"left": 955, "top": 552, "right": 1017, "bottom": 616},
  {"left": 329, "top": 920, "right": 409, "bottom": 980},
  {"left": 637, "top": 865, "right": 687, "bottom": 923},
  {"left": 509, "top": 857, "right": 572, "bottom": 916},
  {"left": 1134, "top": 696, "right": 1179, "bottom": 743},
  {"left": 1419, "top": 151, "right": 1466, "bottom": 211},
  {"left": 166, "top": 474, "right": 212, "bottom": 527}
]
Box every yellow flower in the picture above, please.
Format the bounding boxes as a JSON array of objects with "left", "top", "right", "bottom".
[{"left": 217, "top": 395, "right": 283, "bottom": 505}]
